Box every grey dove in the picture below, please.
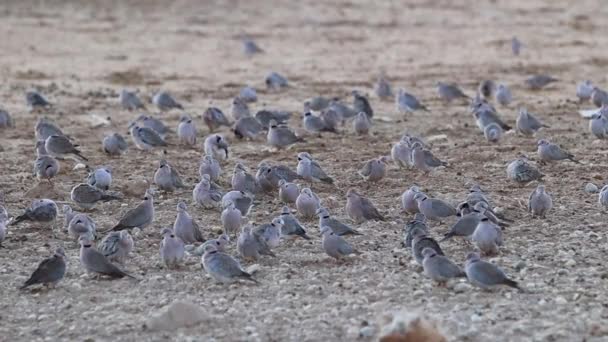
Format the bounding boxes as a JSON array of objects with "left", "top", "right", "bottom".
[
  {"left": 321, "top": 226, "right": 361, "bottom": 260},
  {"left": 506, "top": 157, "right": 544, "bottom": 184},
  {"left": 352, "top": 91, "right": 373, "bottom": 118},
  {"left": 239, "top": 86, "right": 257, "bottom": 103},
  {"left": 576, "top": 80, "right": 594, "bottom": 102},
  {"left": 136, "top": 115, "right": 170, "bottom": 138},
  {"left": 222, "top": 190, "right": 253, "bottom": 216},
  {"left": 375, "top": 76, "right": 393, "bottom": 100},
  {"left": 11, "top": 199, "right": 57, "bottom": 228},
  {"left": 129, "top": 124, "right": 167, "bottom": 150},
  {"left": 437, "top": 82, "right": 469, "bottom": 102},
  {"left": 484, "top": 122, "right": 502, "bottom": 143},
  {"left": 413, "top": 193, "right": 456, "bottom": 221},
  {"left": 317, "top": 207, "right": 361, "bottom": 236},
  {"left": 112, "top": 189, "right": 154, "bottom": 231},
  {"left": 80, "top": 237, "right": 135, "bottom": 279},
  {"left": 511, "top": 37, "right": 521, "bottom": 56},
  {"left": 204, "top": 134, "right": 229, "bottom": 161},
  {"left": 296, "top": 188, "right": 321, "bottom": 219},
  {"left": 297, "top": 152, "right": 333, "bottom": 184},
  {"left": 401, "top": 186, "right": 423, "bottom": 214},
  {"left": 119, "top": 89, "right": 145, "bottom": 110},
  {"left": 441, "top": 211, "right": 483, "bottom": 242},
  {"left": 242, "top": 37, "right": 263, "bottom": 56},
  {"left": 528, "top": 184, "right": 552, "bottom": 218},
  {"left": 304, "top": 96, "right": 330, "bottom": 112},
  {"left": 45, "top": 135, "right": 87, "bottom": 161},
  {"left": 516, "top": 108, "right": 548, "bottom": 136},
  {"left": 257, "top": 161, "right": 301, "bottom": 190},
  {"left": 465, "top": 252, "right": 519, "bottom": 290},
  {"left": 422, "top": 247, "right": 466, "bottom": 284},
  {"left": 472, "top": 217, "right": 503, "bottom": 255},
  {"left": 478, "top": 80, "right": 495, "bottom": 99},
  {"left": 98, "top": 230, "right": 133, "bottom": 264},
  {"left": 153, "top": 91, "right": 183, "bottom": 111},
  {"left": 232, "top": 163, "right": 260, "bottom": 194},
  {"left": 67, "top": 213, "right": 96, "bottom": 241},
  {"left": 20, "top": 247, "right": 66, "bottom": 289},
  {"left": 87, "top": 167, "right": 112, "bottom": 190},
  {"left": 221, "top": 200, "right": 245, "bottom": 238},
  {"left": 237, "top": 224, "right": 275, "bottom": 261},
  {"left": 278, "top": 206, "right": 310, "bottom": 240},
  {"left": 267, "top": 120, "right": 304, "bottom": 149},
  {"left": 35, "top": 140, "right": 48, "bottom": 157},
  {"left": 495, "top": 84, "right": 512, "bottom": 106},
  {"left": 0, "top": 109, "right": 13, "bottom": 128},
  {"left": 589, "top": 110, "right": 608, "bottom": 139},
  {"left": 199, "top": 155, "right": 221, "bottom": 181},
  {"left": 255, "top": 110, "right": 292, "bottom": 128},
  {"left": 537, "top": 139, "right": 579, "bottom": 163},
  {"left": 303, "top": 111, "right": 336, "bottom": 133},
  {"left": 203, "top": 107, "right": 231, "bottom": 132},
  {"left": 70, "top": 183, "right": 120, "bottom": 210},
  {"left": 525, "top": 75, "right": 558, "bottom": 90},
  {"left": 592, "top": 88, "right": 608, "bottom": 107},
  {"left": 473, "top": 106, "right": 512, "bottom": 132},
  {"left": 254, "top": 218, "right": 283, "bottom": 248},
  {"left": 230, "top": 97, "right": 250, "bottom": 121},
  {"left": 345, "top": 189, "right": 384, "bottom": 223},
  {"left": 599, "top": 185, "right": 608, "bottom": 208},
  {"left": 160, "top": 227, "right": 185, "bottom": 268},
  {"left": 35, "top": 117, "right": 64, "bottom": 141},
  {"left": 411, "top": 229, "right": 444, "bottom": 265},
  {"left": 234, "top": 116, "right": 263, "bottom": 140},
  {"left": 320, "top": 108, "right": 341, "bottom": 132},
  {"left": 329, "top": 100, "right": 358, "bottom": 121},
  {"left": 26, "top": 91, "right": 50, "bottom": 110},
  {"left": 200, "top": 234, "right": 230, "bottom": 254},
  {"left": 193, "top": 175, "right": 222, "bottom": 209},
  {"left": 154, "top": 159, "right": 186, "bottom": 192},
  {"left": 391, "top": 140, "right": 412, "bottom": 169},
  {"left": 396, "top": 89, "right": 428, "bottom": 113},
  {"left": 353, "top": 111, "right": 371, "bottom": 135},
  {"left": 102, "top": 133, "right": 128, "bottom": 156},
  {"left": 411, "top": 143, "right": 447, "bottom": 173},
  {"left": 177, "top": 114, "right": 197, "bottom": 146},
  {"left": 265, "top": 72, "right": 288, "bottom": 90},
  {"left": 62, "top": 205, "right": 76, "bottom": 232},
  {"left": 279, "top": 179, "right": 299, "bottom": 203},
  {"left": 403, "top": 215, "right": 428, "bottom": 249},
  {"left": 202, "top": 243, "right": 257, "bottom": 283},
  {"left": 174, "top": 201, "right": 204, "bottom": 244},
  {"left": 34, "top": 155, "right": 59, "bottom": 183},
  {"left": 359, "top": 156, "right": 389, "bottom": 182}
]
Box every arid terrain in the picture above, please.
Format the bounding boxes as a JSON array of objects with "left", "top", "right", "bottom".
[{"left": 1, "top": 0, "right": 608, "bottom": 341}]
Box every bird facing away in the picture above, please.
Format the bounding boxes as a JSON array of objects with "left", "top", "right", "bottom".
[
  {"left": 203, "top": 107, "right": 231, "bottom": 132},
  {"left": 119, "top": 89, "right": 145, "bottom": 111},
  {"left": 98, "top": 230, "right": 134, "bottom": 264},
  {"left": 321, "top": 226, "right": 361, "bottom": 260},
  {"left": 160, "top": 227, "right": 185, "bottom": 268},
  {"left": 102, "top": 133, "right": 128, "bottom": 156},
  {"left": 11, "top": 199, "right": 58, "bottom": 228},
  {"left": 421, "top": 247, "right": 466, "bottom": 284},
  {"left": 267, "top": 120, "right": 304, "bottom": 149},
  {"left": 80, "top": 237, "right": 135, "bottom": 279},
  {"left": 465, "top": 252, "right": 519, "bottom": 290},
  {"left": 153, "top": 91, "right": 183, "bottom": 111},
  {"left": 297, "top": 152, "right": 333, "bottom": 184},
  {"left": 204, "top": 134, "right": 229, "bottom": 162},
  {"left": 352, "top": 91, "right": 374, "bottom": 118},
  {"left": 345, "top": 189, "right": 384, "bottom": 223},
  {"left": 174, "top": 201, "right": 205, "bottom": 244},
  {"left": 177, "top": 114, "right": 197, "bottom": 146},
  {"left": 20, "top": 247, "right": 67, "bottom": 289},
  {"left": 516, "top": 108, "right": 548, "bottom": 136},
  {"left": 528, "top": 184, "right": 552, "bottom": 218},
  {"left": 202, "top": 243, "right": 257, "bottom": 284}
]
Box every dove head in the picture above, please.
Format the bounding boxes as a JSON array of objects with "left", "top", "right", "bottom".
[
  {"left": 268, "top": 120, "right": 278, "bottom": 129},
  {"left": 179, "top": 114, "right": 191, "bottom": 122},
  {"left": 469, "top": 184, "right": 483, "bottom": 193},
  {"left": 497, "top": 84, "right": 506, "bottom": 91},
  {"left": 119, "top": 230, "right": 132, "bottom": 241},
  {"left": 316, "top": 207, "right": 329, "bottom": 217},
  {"left": 78, "top": 236, "right": 93, "bottom": 247},
  {"left": 304, "top": 111, "right": 312, "bottom": 117},
  {"left": 203, "top": 242, "right": 219, "bottom": 254},
  {"left": 234, "top": 163, "right": 246, "bottom": 172},
  {"left": 160, "top": 227, "right": 173, "bottom": 237},
  {"left": 378, "top": 156, "right": 390, "bottom": 164},
  {"left": 411, "top": 228, "right": 427, "bottom": 239},
  {"left": 537, "top": 184, "right": 546, "bottom": 192},
  {"left": 410, "top": 185, "right": 420, "bottom": 192},
  {"left": 537, "top": 139, "right": 549, "bottom": 146},
  {"left": 346, "top": 189, "right": 358, "bottom": 199},
  {"left": 320, "top": 226, "right": 332, "bottom": 235},
  {"left": 297, "top": 152, "right": 312, "bottom": 161},
  {"left": 356, "top": 112, "right": 367, "bottom": 120},
  {"left": 278, "top": 179, "right": 287, "bottom": 187},
  {"left": 281, "top": 206, "right": 291, "bottom": 215},
  {"left": 421, "top": 247, "right": 437, "bottom": 259},
  {"left": 466, "top": 252, "right": 481, "bottom": 263},
  {"left": 271, "top": 217, "right": 284, "bottom": 226},
  {"left": 144, "top": 189, "right": 154, "bottom": 200},
  {"left": 62, "top": 205, "right": 72, "bottom": 214},
  {"left": 159, "top": 159, "right": 169, "bottom": 169},
  {"left": 413, "top": 193, "right": 427, "bottom": 202},
  {"left": 54, "top": 247, "right": 66, "bottom": 258},
  {"left": 177, "top": 201, "right": 187, "bottom": 212}
]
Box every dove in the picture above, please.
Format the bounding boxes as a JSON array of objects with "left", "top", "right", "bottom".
[
  {"left": 238, "top": 86, "right": 257, "bottom": 103},
  {"left": 537, "top": 139, "right": 579, "bottom": 163},
  {"left": 153, "top": 91, "right": 183, "bottom": 111},
  {"left": 98, "top": 230, "right": 134, "bottom": 264},
  {"left": 222, "top": 190, "right": 253, "bottom": 216},
  {"left": 473, "top": 202, "right": 508, "bottom": 227},
  {"left": 471, "top": 103, "right": 512, "bottom": 132},
  {"left": 199, "top": 155, "right": 222, "bottom": 181},
  {"left": 254, "top": 218, "right": 283, "bottom": 248},
  {"left": 401, "top": 186, "right": 423, "bottom": 214},
  {"left": 203, "top": 107, "right": 231, "bottom": 132},
  {"left": 79, "top": 237, "right": 135, "bottom": 279},
  {"left": 278, "top": 179, "right": 299, "bottom": 203},
  {"left": 174, "top": 201, "right": 204, "bottom": 244},
  {"left": 0, "top": 109, "right": 13, "bottom": 128},
  {"left": 396, "top": 89, "right": 428, "bottom": 113},
  {"left": 193, "top": 175, "right": 222, "bottom": 209},
  {"left": 359, "top": 156, "right": 389, "bottom": 182},
  {"left": 440, "top": 211, "right": 483, "bottom": 242},
  {"left": 516, "top": 108, "right": 548, "bottom": 136},
  {"left": 237, "top": 225, "right": 275, "bottom": 261},
  {"left": 319, "top": 108, "right": 341, "bottom": 132},
  {"left": 411, "top": 229, "right": 444, "bottom": 265},
  {"left": 421, "top": 248, "right": 466, "bottom": 284},
  {"left": 160, "top": 227, "right": 185, "bottom": 268},
  {"left": 221, "top": 200, "right": 245, "bottom": 238},
  {"left": 45, "top": 135, "right": 87, "bottom": 161},
  {"left": 154, "top": 159, "right": 186, "bottom": 192},
  {"left": 345, "top": 189, "right": 384, "bottom": 223},
  {"left": 278, "top": 206, "right": 310, "bottom": 240},
  {"left": 589, "top": 111, "right": 608, "bottom": 139},
  {"left": 177, "top": 114, "right": 197, "bottom": 146},
  {"left": 102, "top": 133, "right": 128, "bottom": 156},
  {"left": 267, "top": 120, "right": 304, "bottom": 149},
  {"left": 511, "top": 37, "right": 521, "bottom": 56},
  {"left": 297, "top": 152, "right": 333, "bottom": 184},
  {"left": 232, "top": 163, "right": 260, "bottom": 194},
  {"left": 465, "top": 252, "right": 519, "bottom": 290},
  {"left": 62, "top": 205, "right": 76, "bottom": 232},
  {"left": 33, "top": 155, "right": 59, "bottom": 183},
  {"left": 304, "top": 97, "right": 330, "bottom": 112},
  {"left": 234, "top": 116, "right": 263, "bottom": 140},
  {"left": 203, "top": 243, "right": 257, "bottom": 283},
  {"left": 112, "top": 190, "right": 154, "bottom": 231},
  {"left": 0, "top": 205, "right": 8, "bottom": 224},
  {"left": 403, "top": 215, "right": 428, "bottom": 249},
  {"left": 0, "top": 221, "right": 5, "bottom": 246},
  {"left": 257, "top": 161, "right": 301, "bottom": 191},
  {"left": 507, "top": 157, "right": 544, "bottom": 184},
  {"left": 303, "top": 111, "right": 336, "bottom": 134},
  {"left": 592, "top": 88, "right": 608, "bottom": 107},
  {"left": 411, "top": 143, "right": 447, "bottom": 173},
  {"left": 11, "top": 199, "right": 58, "bottom": 228},
  {"left": 321, "top": 226, "right": 361, "bottom": 260},
  {"left": 129, "top": 124, "right": 168, "bottom": 150},
  {"left": 352, "top": 91, "right": 373, "bottom": 118},
  {"left": 26, "top": 91, "right": 51, "bottom": 110},
  {"left": 230, "top": 97, "right": 250, "bottom": 121},
  {"left": 119, "top": 89, "right": 145, "bottom": 110},
  {"left": 437, "top": 82, "right": 469, "bottom": 102},
  {"left": 87, "top": 167, "right": 112, "bottom": 191},
  {"left": 136, "top": 115, "right": 171, "bottom": 138},
  {"left": 465, "top": 184, "right": 493, "bottom": 209},
  {"left": 201, "top": 234, "right": 230, "bottom": 253},
  {"left": 67, "top": 213, "right": 96, "bottom": 241},
  {"left": 70, "top": 183, "right": 120, "bottom": 210},
  {"left": 472, "top": 217, "right": 503, "bottom": 255},
  {"left": 255, "top": 109, "right": 292, "bottom": 128},
  {"left": 525, "top": 75, "right": 558, "bottom": 90},
  {"left": 296, "top": 188, "right": 321, "bottom": 219},
  {"left": 414, "top": 193, "right": 457, "bottom": 222},
  {"left": 374, "top": 76, "right": 393, "bottom": 100},
  {"left": 528, "top": 184, "right": 552, "bottom": 218},
  {"left": 391, "top": 140, "right": 413, "bottom": 169},
  {"left": 35, "top": 118, "right": 64, "bottom": 141},
  {"left": 576, "top": 80, "right": 594, "bottom": 103},
  {"left": 35, "top": 140, "right": 48, "bottom": 157},
  {"left": 242, "top": 37, "right": 263, "bottom": 56},
  {"left": 353, "top": 111, "right": 371, "bottom": 135},
  {"left": 204, "top": 134, "right": 229, "bottom": 161},
  {"left": 495, "top": 84, "right": 512, "bottom": 106},
  {"left": 478, "top": 80, "right": 495, "bottom": 99},
  {"left": 316, "top": 207, "right": 361, "bottom": 236},
  {"left": 328, "top": 100, "right": 358, "bottom": 121},
  {"left": 265, "top": 72, "right": 288, "bottom": 90},
  {"left": 599, "top": 185, "right": 608, "bottom": 208},
  {"left": 20, "top": 247, "right": 66, "bottom": 289},
  {"left": 484, "top": 123, "right": 502, "bottom": 143}
]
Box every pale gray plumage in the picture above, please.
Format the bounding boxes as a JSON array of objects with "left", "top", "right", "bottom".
[
  {"left": 193, "top": 175, "right": 222, "bottom": 209},
  {"left": 160, "top": 228, "right": 185, "bottom": 268},
  {"left": 199, "top": 155, "right": 221, "bottom": 181},
  {"left": 174, "top": 201, "right": 204, "bottom": 244},
  {"left": 353, "top": 111, "right": 371, "bottom": 135},
  {"left": 278, "top": 179, "right": 299, "bottom": 203},
  {"left": 473, "top": 107, "right": 511, "bottom": 132},
  {"left": 403, "top": 216, "right": 427, "bottom": 249},
  {"left": 231, "top": 163, "right": 260, "bottom": 194},
  {"left": 254, "top": 218, "right": 282, "bottom": 249},
  {"left": 320, "top": 108, "right": 341, "bottom": 132},
  {"left": 352, "top": 91, "right": 373, "bottom": 118},
  {"left": 537, "top": 139, "right": 579, "bottom": 163},
  {"left": 222, "top": 190, "right": 253, "bottom": 216},
  {"left": 70, "top": 183, "right": 120, "bottom": 210},
  {"left": 26, "top": 91, "right": 50, "bottom": 109},
  {"left": 203, "top": 107, "right": 231, "bottom": 132},
  {"left": 45, "top": 135, "right": 87, "bottom": 161},
  {"left": 204, "top": 134, "right": 229, "bottom": 161},
  {"left": 358, "top": 156, "right": 388, "bottom": 182},
  {"left": 304, "top": 97, "right": 330, "bottom": 112},
  {"left": 303, "top": 111, "right": 336, "bottom": 133},
  {"left": 328, "top": 100, "right": 358, "bottom": 121},
  {"left": 237, "top": 225, "right": 275, "bottom": 261},
  {"left": 35, "top": 140, "right": 48, "bottom": 157},
  {"left": 11, "top": 199, "right": 57, "bottom": 227},
  {"left": 441, "top": 211, "right": 482, "bottom": 242},
  {"left": 494, "top": 84, "right": 512, "bottom": 106},
  {"left": 414, "top": 193, "right": 457, "bottom": 221},
  {"left": 265, "top": 72, "right": 288, "bottom": 90},
  {"left": 422, "top": 248, "right": 466, "bottom": 283},
  {"left": 317, "top": 207, "right": 361, "bottom": 236},
  {"left": 112, "top": 190, "right": 154, "bottom": 231},
  {"left": 589, "top": 111, "right": 608, "bottom": 139},
  {"left": 391, "top": 141, "right": 413, "bottom": 169},
  {"left": 102, "top": 133, "right": 128, "bottom": 156},
  {"left": 267, "top": 120, "right": 304, "bottom": 148},
  {"left": 345, "top": 189, "right": 384, "bottom": 223},
  {"left": 62, "top": 205, "right": 75, "bottom": 232},
  {"left": 411, "top": 143, "right": 447, "bottom": 172},
  {"left": 516, "top": 108, "right": 547, "bottom": 136},
  {"left": 472, "top": 218, "right": 503, "bottom": 255},
  {"left": 34, "top": 155, "right": 59, "bottom": 182},
  {"left": 411, "top": 229, "right": 444, "bottom": 265},
  {"left": 297, "top": 152, "right": 333, "bottom": 184},
  {"left": 255, "top": 110, "right": 292, "bottom": 129},
  {"left": 576, "top": 80, "right": 594, "bottom": 102},
  {"left": 375, "top": 76, "right": 393, "bottom": 100},
  {"left": 528, "top": 185, "right": 552, "bottom": 218},
  {"left": 200, "top": 234, "right": 230, "bottom": 254},
  {"left": 396, "top": 89, "right": 428, "bottom": 113},
  {"left": 320, "top": 226, "right": 361, "bottom": 260},
  {"left": 279, "top": 206, "right": 310, "bottom": 240},
  {"left": 20, "top": 248, "right": 66, "bottom": 289},
  {"left": 465, "top": 252, "right": 519, "bottom": 289},
  {"left": 592, "top": 88, "right": 608, "bottom": 107},
  {"left": 203, "top": 243, "right": 256, "bottom": 283},
  {"left": 119, "top": 89, "right": 145, "bottom": 110},
  {"left": 401, "top": 186, "right": 422, "bottom": 214},
  {"left": 98, "top": 230, "right": 133, "bottom": 264},
  {"left": 296, "top": 188, "right": 321, "bottom": 219},
  {"left": 35, "top": 118, "right": 64, "bottom": 141},
  {"left": 256, "top": 161, "right": 301, "bottom": 191},
  {"left": 506, "top": 157, "right": 544, "bottom": 184},
  {"left": 484, "top": 122, "right": 502, "bottom": 143},
  {"left": 87, "top": 167, "right": 112, "bottom": 191},
  {"left": 136, "top": 115, "right": 170, "bottom": 137},
  {"left": 599, "top": 185, "right": 608, "bottom": 208},
  {"left": 67, "top": 213, "right": 96, "bottom": 241},
  {"left": 437, "top": 82, "right": 469, "bottom": 102},
  {"left": 153, "top": 91, "right": 183, "bottom": 111},
  {"left": 525, "top": 75, "right": 558, "bottom": 90},
  {"left": 177, "top": 114, "right": 197, "bottom": 146},
  {"left": 154, "top": 159, "right": 186, "bottom": 192},
  {"left": 79, "top": 237, "right": 135, "bottom": 279},
  {"left": 0, "top": 109, "right": 13, "bottom": 128},
  {"left": 239, "top": 86, "right": 257, "bottom": 103},
  {"left": 230, "top": 97, "right": 250, "bottom": 121},
  {"left": 234, "top": 116, "right": 263, "bottom": 140},
  {"left": 221, "top": 200, "right": 244, "bottom": 238},
  {"left": 478, "top": 80, "right": 495, "bottom": 99},
  {"left": 129, "top": 124, "right": 167, "bottom": 150}
]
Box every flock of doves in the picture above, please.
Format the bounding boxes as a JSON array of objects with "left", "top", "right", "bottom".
[{"left": 1, "top": 36, "right": 607, "bottom": 294}]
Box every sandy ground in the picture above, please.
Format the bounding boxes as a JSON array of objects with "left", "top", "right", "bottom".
[{"left": 1, "top": 0, "right": 608, "bottom": 341}]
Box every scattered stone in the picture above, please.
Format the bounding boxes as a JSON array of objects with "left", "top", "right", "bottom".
[
  {"left": 145, "top": 300, "right": 210, "bottom": 331},
  {"left": 585, "top": 183, "right": 599, "bottom": 193},
  {"left": 453, "top": 282, "right": 471, "bottom": 293},
  {"left": 359, "top": 326, "right": 376, "bottom": 338}
]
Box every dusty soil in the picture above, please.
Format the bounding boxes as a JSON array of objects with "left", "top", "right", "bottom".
[{"left": 1, "top": 0, "right": 608, "bottom": 341}]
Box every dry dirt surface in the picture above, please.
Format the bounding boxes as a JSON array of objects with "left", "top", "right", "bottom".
[{"left": 1, "top": 0, "right": 608, "bottom": 341}]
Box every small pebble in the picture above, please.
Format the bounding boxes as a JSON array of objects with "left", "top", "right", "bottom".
[
  {"left": 585, "top": 183, "right": 599, "bottom": 193},
  {"left": 359, "top": 326, "right": 376, "bottom": 338}
]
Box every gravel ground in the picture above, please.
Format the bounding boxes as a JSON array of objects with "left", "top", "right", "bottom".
[{"left": 1, "top": 0, "right": 608, "bottom": 341}]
